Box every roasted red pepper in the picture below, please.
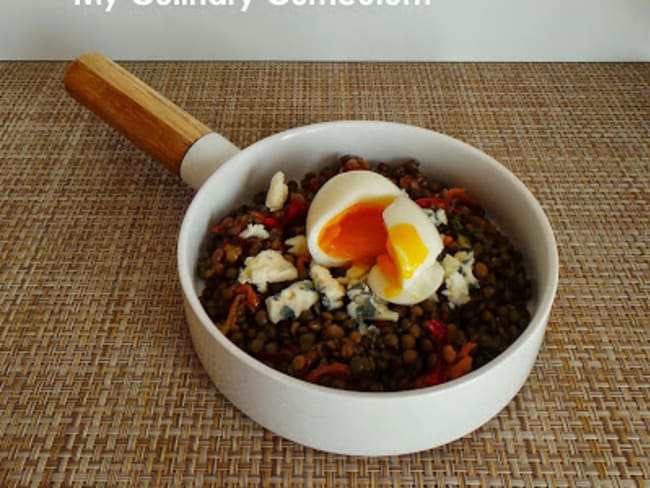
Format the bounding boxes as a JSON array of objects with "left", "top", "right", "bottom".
[
  {"left": 415, "top": 197, "right": 458, "bottom": 213},
  {"left": 414, "top": 319, "right": 452, "bottom": 388},
  {"left": 280, "top": 200, "right": 309, "bottom": 227},
  {"left": 423, "top": 319, "right": 448, "bottom": 346},
  {"left": 416, "top": 187, "right": 477, "bottom": 213},
  {"left": 234, "top": 284, "right": 261, "bottom": 311},
  {"left": 418, "top": 321, "right": 478, "bottom": 386},
  {"left": 445, "top": 187, "right": 481, "bottom": 209},
  {"left": 416, "top": 197, "right": 448, "bottom": 209},
  {"left": 261, "top": 200, "right": 309, "bottom": 229},
  {"left": 304, "top": 362, "right": 351, "bottom": 383},
  {"left": 220, "top": 294, "right": 245, "bottom": 335},
  {"left": 414, "top": 361, "right": 448, "bottom": 388},
  {"left": 263, "top": 217, "right": 280, "bottom": 228}
]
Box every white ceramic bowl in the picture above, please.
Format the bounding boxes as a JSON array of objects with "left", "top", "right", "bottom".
[{"left": 177, "top": 121, "right": 558, "bottom": 456}]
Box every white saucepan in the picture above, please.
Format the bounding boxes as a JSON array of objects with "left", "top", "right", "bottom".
[{"left": 65, "top": 53, "right": 558, "bottom": 456}]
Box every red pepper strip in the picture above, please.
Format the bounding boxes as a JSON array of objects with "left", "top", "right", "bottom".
[
  {"left": 440, "top": 342, "right": 477, "bottom": 381},
  {"left": 458, "top": 341, "right": 477, "bottom": 358},
  {"left": 415, "top": 197, "right": 450, "bottom": 209},
  {"left": 260, "top": 201, "right": 310, "bottom": 230},
  {"left": 414, "top": 349, "right": 450, "bottom": 388},
  {"left": 263, "top": 217, "right": 280, "bottom": 228},
  {"left": 446, "top": 187, "right": 481, "bottom": 209},
  {"left": 423, "top": 319, "right": 448, "bottom": 346},
  {"left": 220, "top": 294, "right": 245, "bottom": 335},
  {"left": 448, "top": 356, "right": 473, "bottom": 380},
  {"left": 415, "top": 321, "right": 479, "bottom": 388},
  {"left": 304, "top": 362, "right": 351, "bottom": 384},
  {"left": 415, "top": 197, "right": 458, "bottom": 213},
  {"left": 415, "top": 319, "right": 451, "bottom": 388},
  {"left": 280, "top": 200, "right": 309, "bottom": 227},
  {"left": 234, "top": 284, "right": 261, "bottom": 311},
  {"left": 414, "top": 363, "right": 447, "bottom": 388},
  {"left": 211, "top": 225, "right": 222, "bottom": 233}
]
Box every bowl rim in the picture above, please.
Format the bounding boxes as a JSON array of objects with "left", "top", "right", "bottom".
[{"left": 177, "top": 120, "right": 559, "bottom": 399}]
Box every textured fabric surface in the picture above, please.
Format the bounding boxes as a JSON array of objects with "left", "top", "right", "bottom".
[{"left": 1, "top": 61, "right": 648, "bottom": 486}]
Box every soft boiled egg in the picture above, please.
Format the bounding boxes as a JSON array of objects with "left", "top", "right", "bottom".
[
  {"left": 306, "top": 170, "right": 445, "bottom": 305},
  {"left": 306, "top": 171, "right": 405, "bottom": 267}
]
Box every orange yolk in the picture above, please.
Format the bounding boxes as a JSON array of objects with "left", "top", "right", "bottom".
[
  {"left": 376, "top": 253, "right": 402, "bottom": 297},
  {"left": 318, "top": 200, "right": 431, "bottom": 299},
  {"left": 318, "top": 201, "right": 389, "bottom": 262},
  {"left": 385, "top": 223, "right": 428, "bottom": 280},
  {"left": 376, "top": 224, "right": 428, "bottom": 298}
]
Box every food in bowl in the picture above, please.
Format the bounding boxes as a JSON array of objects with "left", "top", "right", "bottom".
[{"left": 197, "top": 156, "right": 531, "bottom": 392}]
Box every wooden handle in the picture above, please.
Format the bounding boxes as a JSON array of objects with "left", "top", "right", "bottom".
[{"left": 64, "top": 52, "right": 212, "bottom": 175}]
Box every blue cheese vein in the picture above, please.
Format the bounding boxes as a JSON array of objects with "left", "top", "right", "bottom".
[
  {"left": 265, "top": 280, "right": 319, "bottom": 324},
  {"left": 346, "top": 282, "right": 399, "bottom": 331},
  {"left": 423, "top": 208, "right": 448, "bottom": 227}
]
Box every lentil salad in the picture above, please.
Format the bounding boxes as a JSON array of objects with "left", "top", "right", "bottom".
[{"left": 197, "top": 156, "right": 532, "bottom": 392}]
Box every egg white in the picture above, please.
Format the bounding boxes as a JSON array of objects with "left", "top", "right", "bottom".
[{"left": 368, "top": 261, "right": 444, "bottom": 305}]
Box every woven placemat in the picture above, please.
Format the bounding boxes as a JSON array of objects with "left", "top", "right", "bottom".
[{"left": 1, "top": 61, "right": 648, "bottom": 486}]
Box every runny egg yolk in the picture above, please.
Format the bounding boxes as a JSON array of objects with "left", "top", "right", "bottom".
[
  {"left": 318, "top": 201, "right": 429, "bottom": 298},
  {"left": 385, "top": 223, "right": 429, "bottom": 280},
  {"left": 317, "top": 201, "right": 390, "bottom": 263},
  {"left": 377, "top": 223, "right": 429, "bottom": 298}
]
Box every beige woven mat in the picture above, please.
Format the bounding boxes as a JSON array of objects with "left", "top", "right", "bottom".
[{"left": 1, "top": 61, "right": 648, "bottom": 486}]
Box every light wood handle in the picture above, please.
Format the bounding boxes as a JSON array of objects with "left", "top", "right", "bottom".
[{"left": 64, "top": 52, "right": 212, "bottom": 175}]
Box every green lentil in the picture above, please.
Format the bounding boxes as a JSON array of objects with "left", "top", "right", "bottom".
[{"left": 198, "top": 156, "right": 533, "bottom": 391}]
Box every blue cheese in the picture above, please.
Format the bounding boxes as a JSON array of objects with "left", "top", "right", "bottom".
[
  {"left": 239, "top": 223, "right": 270, "bottom": 240},
  {"left": 310, "top": 264, "right": 345, "bottom": 310},
  {"left": 265, "top": 171, "right": 289, "bottom": 211},
  {"left": 285, "top": 234, "right": 308, "bottom": 256},
  {"left": 441, "top": 251, "right": 479, "bottom": 308},
  {"left": 423, "top": 208, "right": 448, "bottom": 227},
  {"left": 346, "top": 282, "right": 399, "bottom": 332},
  {"left": 265, "top": 280, "right": 319, "bottom": 324},
  {"left": 238, "top": 249, "right": 297, "bottom": 293}
]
